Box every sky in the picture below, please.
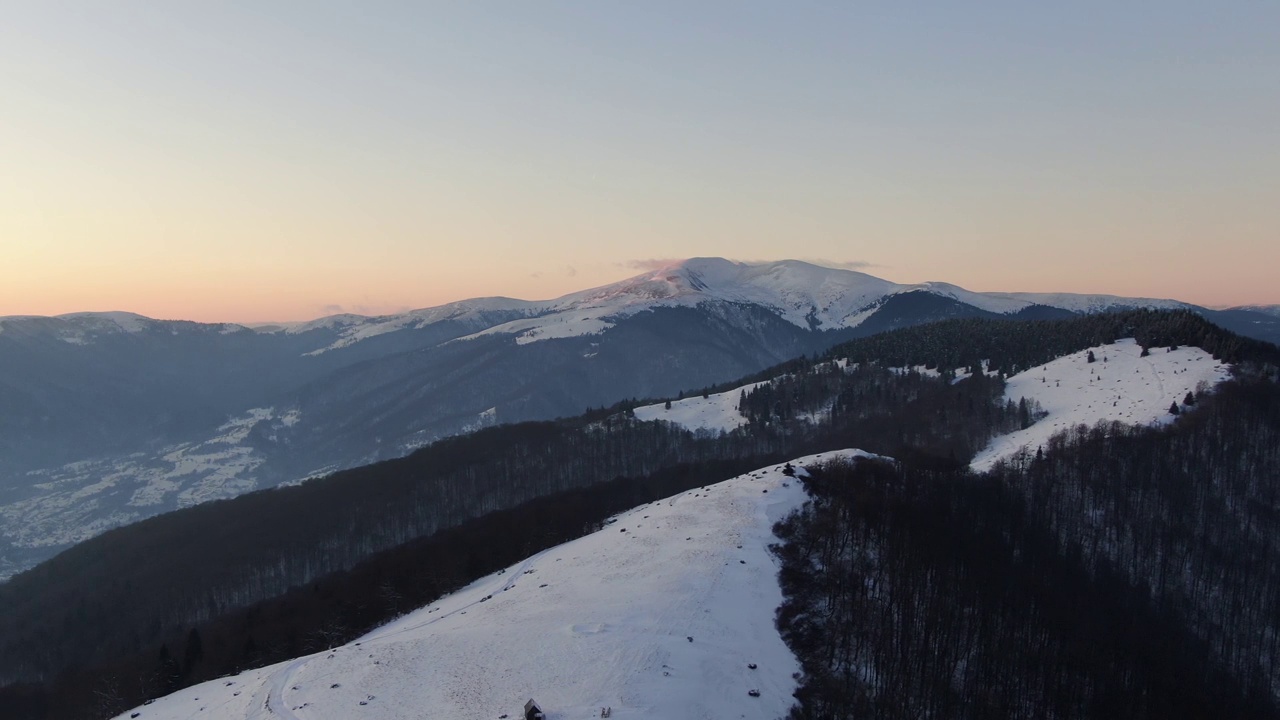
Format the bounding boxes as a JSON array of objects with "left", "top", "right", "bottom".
[{"left": 1, "top": 2, "right": 1276, "bottom": 323}]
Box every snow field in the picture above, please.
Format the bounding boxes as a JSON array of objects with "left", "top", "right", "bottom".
[
  {"left": 632, "top": 382, "right": 767, "bottom": 434},
  {"left": 116, "top": 450, "right": 877, "bottom": 720},
  {"left": 971, "top": 339, "right": 1231, "bottom": 471}
]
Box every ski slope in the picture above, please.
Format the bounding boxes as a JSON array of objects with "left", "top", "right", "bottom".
[
  {"left": 115, "top": 451, "right": 876, "bottom": 720},
  {"left": 971, "top": 339, "right": 1231, "bottom": 471}
]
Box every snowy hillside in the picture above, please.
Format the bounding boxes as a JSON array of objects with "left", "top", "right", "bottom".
[
  {"left": 114, "top": 451, "right": 874, "bottom": 720},
  {"left": 288, "top": 298, "right": 539, "bottom": 355},
  {"left": 458, "top": 258, "right": 898, "bottom": 345},
  {"left": 971, "top": 339, "right": 1231, "bottom": 471},
  {"left": 631, "top": 335, "right": 1233, "bottom": 476},
  {"left": 632, "top": 382, "right": 766, "bottom": 434}
]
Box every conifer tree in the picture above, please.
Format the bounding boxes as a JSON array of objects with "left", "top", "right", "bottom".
[{"left": 183, "top": 628, "right": 203, "bottom": 676}]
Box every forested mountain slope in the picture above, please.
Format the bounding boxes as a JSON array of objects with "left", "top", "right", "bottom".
[{"left": 774, "top": 378, "right": 1280, "bottom": 718}]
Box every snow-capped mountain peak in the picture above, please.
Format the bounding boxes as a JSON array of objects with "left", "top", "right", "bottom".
[
  {"left": 461, "top": 258, "right": 908, "bottom": 345},
  {"left": 461, "top": 257, "right": 1214, "bottom": 347}
]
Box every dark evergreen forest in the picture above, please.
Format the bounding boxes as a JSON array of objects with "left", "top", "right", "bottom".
[{"left": 1, "top": 310, "right": 1276, "bottom": 719}]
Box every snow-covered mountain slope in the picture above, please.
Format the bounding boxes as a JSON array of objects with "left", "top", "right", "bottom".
[
  {"left": 286, "top": 298, "right": 540, "bottom": 355},
  {"left": 632, "top": 382, "right": 766, "bottom": 434},
  {"left": 114, "top": 451, "right": 870, "bottom": 720},
  {"left": 971, "top": 339, "right": 1231, "bottom": 471},
  {"left": 455, "top": 258, "right": 1200, "bottom": 347},
  {"left": 457, "top": 258, "right": 900, "bottom": 345}
]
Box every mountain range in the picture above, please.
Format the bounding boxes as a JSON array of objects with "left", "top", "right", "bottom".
[
  {"left": 3, "top": 305, "right": 1278, "bottom": 720},
  {"left": 2, "top": 257, "right": 1278, "bottom": 578}
]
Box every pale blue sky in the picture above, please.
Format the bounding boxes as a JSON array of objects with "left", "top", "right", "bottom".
[{"left": 2, "top": 2, "right": 1276, "bottom": 321}]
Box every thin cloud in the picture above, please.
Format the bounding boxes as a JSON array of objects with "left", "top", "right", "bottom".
[
  {"left": 317, "top": 302, "right": 412, "bottom": 318},
  {"left": 806, "top": 259, "right": 881, "bottom": 271},
  {"left": 617, "top": 257, "right": 883, "bottom": 275},
  {"left": 618, "top": 258, "right": 684, "bottom": 272},
  {"left": 704, "top": 257, "right": 884, "bottom": 271}
]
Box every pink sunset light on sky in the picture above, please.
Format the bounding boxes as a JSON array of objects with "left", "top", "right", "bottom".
[{"left": 2, "top": 3, "right": 1276, "bottom": 323}]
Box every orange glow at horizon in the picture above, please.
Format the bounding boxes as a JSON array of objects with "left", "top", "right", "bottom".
[
  {"left": 2, "top": 4, "right": 1276, "bottom": 323},
  {"left": 2, "top": 244, "right": 1275, "bottom": 325}
]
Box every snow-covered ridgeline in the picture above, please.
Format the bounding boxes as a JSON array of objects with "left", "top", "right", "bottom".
[
  {"left": 0, "top": 311, "right": 168, "bottom": 343},
  {"left": 988, "top": 291, "right": 1190, "bottom": 314},
  {"left": 2, "top": 258, "right": 1208, "bottom": 351},
  {"left": 115, "top": 451, "right": 877, "bottom": 720},
  {"left": 1231, "top": 304, "right": 1280, "bottom": 318},
  {"left": 292, "top": 298, "right": 541, "bottom": 354},
  {"left": 971, "top": 339, "right": 1231, "bottom": 471}
]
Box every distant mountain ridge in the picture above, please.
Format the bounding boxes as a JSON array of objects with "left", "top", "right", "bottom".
[
  {"left": 1, "top": 258, "right": 1277, "bottom": 578},
  {"left": 2, "top": 258, "right": 1267, "bottom": 351},
  {"left": 73, "top": 258, "right": 1193, "bottom": 352},
  {"left": 1228, "top": 304, "right": 1280, "bottom": 318}
]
